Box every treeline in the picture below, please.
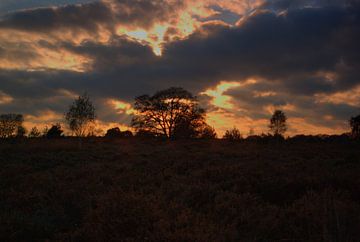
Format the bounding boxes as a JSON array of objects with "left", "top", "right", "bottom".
[{"left": 1, "top": 87, "right": 360, "bottom": 141}]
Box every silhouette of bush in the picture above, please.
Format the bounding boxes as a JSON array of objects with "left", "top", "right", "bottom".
[
  {"left": 105, "top": 127, "right": 122, "bottom": 138},
  {"left": 46, "top": 123, "right": 64, "bottom": 138},
  {"left": 105, "top": 128, "right": 133, "bottom": 138},
  {"left": 223, "top": 127, "right": 242, "bottom": 141}
]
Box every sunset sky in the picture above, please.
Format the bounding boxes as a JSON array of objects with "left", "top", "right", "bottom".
[{"left": 0, "top": 0, "right": 359, "bottom": 136}]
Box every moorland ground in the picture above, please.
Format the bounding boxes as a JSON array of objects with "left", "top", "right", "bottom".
[{"left": 1, "top": 138, "right": 360, "bottom": 241}]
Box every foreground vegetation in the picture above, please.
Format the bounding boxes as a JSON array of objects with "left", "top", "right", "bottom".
[{"left": 1, "top": 138, "right": 360, "bottom": 241}]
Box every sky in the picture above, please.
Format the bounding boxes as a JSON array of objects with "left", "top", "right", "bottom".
[{"left": 0, "top": 0, "right": 359, "bottom": 136}]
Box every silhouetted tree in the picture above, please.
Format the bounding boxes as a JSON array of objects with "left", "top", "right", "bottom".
[
  {"left": 46, "top": 123, "right": 64, "bottom": 138},
  {"left": 29, "top": 127, "right": 41, "bottom": 138},
  {"left": 16, "top": 126, "right": 26, "bottom": 138},
  {"left": 131, "top": 87, "right": 206, "bottom": 139},
  {"left": 223, "top": 127, "right": 242, "bottom": 141},
  {"left": 65, "top": 93, "right": 96, "bottom": 137},
  {"left": 105, "top": 127, "right": 122, "bottom": 138},
  {"left": 350, "top": 115, "right": 360, "bottom": 139},
  {"left": 269, "top": 110, "right": 287, "bottom": 136},
  {"left": 0, "top": 114, "right": 24, "bottom": 138}
]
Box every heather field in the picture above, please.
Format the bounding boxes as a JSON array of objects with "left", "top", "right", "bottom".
[{"left": 1, "top": 138, "right": 360, "bottom": 241}]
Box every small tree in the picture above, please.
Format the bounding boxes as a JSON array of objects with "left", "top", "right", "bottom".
[
  {"left": 65, "top": 93, "right": 96, "bottom": 137},
  {"left": 269, "top": 110, "right": 287, "bottom": 136},
  {"left": 46, "top": 123, "right": 64, "bottom": 138},
  {"left": 29, "top": 126, "right": 41, "bottom": 138},
  {"left": 0, "top": 114, "right": 24, "bottom": 138},
  {"left": 350, "top": 115, "right": 360, "bottom": 139},
  {"left": 223, "top": 127, "right": 242, "bottom": 141}
]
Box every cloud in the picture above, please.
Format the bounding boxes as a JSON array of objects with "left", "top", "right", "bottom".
[{"left": 0, "top": 90, "right": 13, "bottom": 104}]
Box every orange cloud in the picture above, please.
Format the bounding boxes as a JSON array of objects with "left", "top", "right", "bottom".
[
  {"left": 0, "top": 90, "right": 13, "bottom": 104},
  {"left": 288, "top": 117, "right": 348, "bottom": 136},
  {"left": 315, "top": 85, "right": 360, "bottom": 107}
]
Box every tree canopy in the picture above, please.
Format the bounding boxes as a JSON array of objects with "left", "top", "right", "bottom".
[{"left": 131, "top": 87, "right": 209, "bottom": 139}]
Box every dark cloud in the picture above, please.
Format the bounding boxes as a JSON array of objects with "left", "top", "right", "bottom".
[
  {"left": 0, "top": 0, "right": 94, "bottom": 15},
  {"left": 0, "top": 1, "right": 112, "bottom": 33},
  {"left": 264, "top": 0, "right": 353, "bottom": 11},
  {"left": 0, "top": 0, "right": 184, "bottom": 34},
  {"left": 162, "top": 5, "right": 360, "bottom": 94}
]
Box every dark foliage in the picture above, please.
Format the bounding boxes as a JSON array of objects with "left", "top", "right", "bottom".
[
  {"left": 269, "top": 110, "right": 287, "bottom": 136},
  {"left": 122, "top": 130, "right": 134, "bottom": 137},
  {"left": 131, "top": 87, "right": 209, "bottom": 139},
  {"left": 350, "top": 115, "right": 360, "bottom": 139},
  {"left": 198, "top": 125, "right": 217, "bottom": 139},
  {"left": 223, "top": 127, "right": 242, "bottom": 141},
  {"left": 105, "top": 127, "right": 133, "bottom": 138},
  {"left": 0, "top": 113, "right": 24, "bottom": 138},
  {"left": 1, "top": 139, "right": 360, "bottom": 241},
  {"left": 46, "top": 123, "right": 64, "bottom": 138},
  {"left": 105, "top": 127, "right": 122, "bottom": 138},
  {"left": 65, "top": 93, "right": 96, "bottom": 137}
]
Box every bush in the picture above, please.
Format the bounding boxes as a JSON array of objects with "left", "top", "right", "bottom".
[
  {"left": 46, "top": 124, "right": 64, "bottom": 138},
  {"left": 105, "top": 127, "right": 122, "bottom": 138},
  {"left": 223, "top": 128, "right": 242, "bottom": 141}
]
